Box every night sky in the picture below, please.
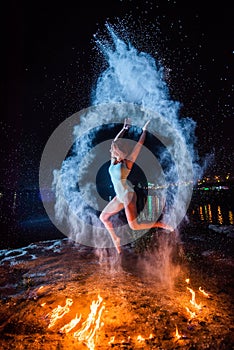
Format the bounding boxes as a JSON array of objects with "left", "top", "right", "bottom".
[{"left": 1, "top": 0, "right": 233, "bottom": 190}]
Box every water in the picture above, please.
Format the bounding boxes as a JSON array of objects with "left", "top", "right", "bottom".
[
  {"left": 0, "top": 189, "right": 64, "bottom": 249},
  {"left": 188, "top": 189, "right": 234, "bottom": 225},
  {"left": 0, "top": 188, "right": 233, "bottom": 250}
]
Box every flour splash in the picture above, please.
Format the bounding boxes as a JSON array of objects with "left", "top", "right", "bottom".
[{"left": 40, "top": 23, "right": 202, "bottom": 252}]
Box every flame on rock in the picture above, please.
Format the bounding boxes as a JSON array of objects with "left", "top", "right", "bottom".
[
  {"left": 137, "top": 335, "right": 145, "bottom": 342},
  {"left": 59, "top": 313, "right": 82, "bottom": 333},
  {"left": 108, "top": 336, "right": 115, "bottom": 345},
  {"left": 44, "top": 278, "right": 211, "bottom": 349},
  {"left": 185, "top": 306, "right": 196, "bottom": 319},
  {"left": 187, "top": 287, "right": 202, "bottom": 310},
  {"left": 73, "top": 294, "right": 105, "bottom": 350},
  {"left": 46, "top": 298, "right": 73, "bottom": 328},
  {"left": 199, "top": 286, "right": 210, "bottom": 298},
  {"left": 175, "top": 325, "right": 182, "bottom": 340},
  {"left": 46, "top": 295, "right": 105, "bottom": 349}
]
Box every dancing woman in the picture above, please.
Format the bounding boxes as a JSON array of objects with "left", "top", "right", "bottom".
[{"left": 100, "top": 118, "right": 173, "bottom": 253}]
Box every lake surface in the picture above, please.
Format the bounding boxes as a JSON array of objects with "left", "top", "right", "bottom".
[
  {"left": 188, "top": 189, "right": 234, "bottom": 225},
  {"left": 0, "top": 188, "right": 233, "bottom": 249}
]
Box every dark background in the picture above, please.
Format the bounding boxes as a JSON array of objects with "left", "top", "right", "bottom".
[{"left": 1, "top": 0, "right": 234, "bottom": 191}]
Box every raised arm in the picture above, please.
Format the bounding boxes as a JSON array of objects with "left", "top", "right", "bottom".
[
  {"left": 113, "top": 118, "right": 131, "bottom": 141},
  {"left": 127, "top": 120, "right": 150, "bottom": 165}
]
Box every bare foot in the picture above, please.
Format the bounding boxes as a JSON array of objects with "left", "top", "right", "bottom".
[
  {"left": 113, "top": 236, "right": 122, "bottom": 254},
  {"left": 155, "top": 222, "right": 174, "bottom": 232},
  {"left": 164, "top": 224, "right": 174, "bottom": 232}
]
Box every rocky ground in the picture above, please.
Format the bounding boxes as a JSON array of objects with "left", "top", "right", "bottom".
[{"left": 0, "top": 222, "right": 233, "bottom": 349}]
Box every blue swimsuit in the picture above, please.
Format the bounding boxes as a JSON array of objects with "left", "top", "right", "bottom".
[{"left": 109, "top": 160, "right": 135, "bottom": 203}]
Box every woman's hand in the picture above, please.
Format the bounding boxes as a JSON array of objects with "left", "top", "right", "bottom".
[
  {"left": 113, "top": 117, "right": 131, "bottom": 142},
  {"left": 123, "top": 117, "right": 131, "bottom": 130},
  {"left": 142, "top": 120, "right": 150, "bottom": 131}
]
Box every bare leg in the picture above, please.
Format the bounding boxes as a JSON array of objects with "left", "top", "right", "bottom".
[
  {"left": 99, "top": 197, "right": 124, "bottom": 254},
  {"left": 124, "top": 192, "right": 174, "bottom": 231}
]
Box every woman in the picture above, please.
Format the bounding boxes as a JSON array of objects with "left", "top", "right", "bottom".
[{"left": 100, "top": 118, "right": 173, "bottom": 253}]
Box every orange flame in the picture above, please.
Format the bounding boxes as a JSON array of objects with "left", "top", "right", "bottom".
[
  {"left": 185, "top": 306, "right": 196, "bottom": 319},
  {"left": 185, "top": 278, "right": 190, "bottom": 284},
  {"left": 187, "top": 287, "right": 202, "bottom": 310},
  {"left": 73, "top": 294, "right": 105, "bottom": 350},
  {"left": 59, "top": 313, "right": 82, "bottom": 333},
  {"left": 46, "top": 295, "right": 105, "bottom": 349},
  {"left": 108, "top": 336, "right": 115, "bottom": 345},
  {"left": 137, "top": 335, "right": 145, "bottom": 342},
  {"left": 46, "top": 298, "right": 73, "bottom": 328},
  {"left": 175, "top": 325, "right": 182, "bottom": 340},
  {"left": 199, "top": 286, "right": 210, "bottom": 298}
]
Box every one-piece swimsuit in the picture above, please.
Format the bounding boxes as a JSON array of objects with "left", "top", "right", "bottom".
[{"left": 108, "top": 160, "right": 135, "bottom": 203}]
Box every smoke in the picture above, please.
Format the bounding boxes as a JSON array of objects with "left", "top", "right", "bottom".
[{"left": 48, "top": 22, "right": 204, "bottom": 279}]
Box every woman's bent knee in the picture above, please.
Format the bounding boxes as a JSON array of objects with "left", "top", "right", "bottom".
[
  {"left": 99, "top": 212, "right": 109, "bottom": 224},
  {"left": 128, "top": 221, "right": 140, "bottom": 230}
]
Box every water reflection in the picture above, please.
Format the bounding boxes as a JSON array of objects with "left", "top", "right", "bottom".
[
  {"left": 0, "top": 189, "right": 233, "bottom": 228},
  {"left": 192, "top": 202, "right": 233, "bottom": 225},
  {"left": 229, "top": 211, "right": 234, "bottom": 225}
]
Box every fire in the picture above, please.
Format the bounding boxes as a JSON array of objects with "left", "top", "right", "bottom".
[
  {"left": 199, "top": 286, "right": 210, "bottom": 298},
  {"left": 175, "top": 325, "right": 182, "bottom": 340},
  {"left": 59, "top": 313, "right": 82, "bottom": 333},
  {"left": 184, "top": 280, "right": 211, "bottom": 321},
  {"left": 46, "top": 295, "right": 105, "bottom": 349},
  {"left": 137, "top": 335, "right": 145, "bottom": 342},
  {"left": 108, "top": 336, "right": 115, "bottom": 345},
  {"left": 46, "top": 298, "right": 73, "bottom": 328},
  {"left": 185, "top": 306, "right": 196, "bottom": 319},
  {"left": 73, "top": 294, "right": 105, "bottom": 350},
  {"left": 187, "top": 287, "right": 202, "bottom": 310},
  {"left": 44, "top": 281, "right": 211, "bottom": 348}
]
